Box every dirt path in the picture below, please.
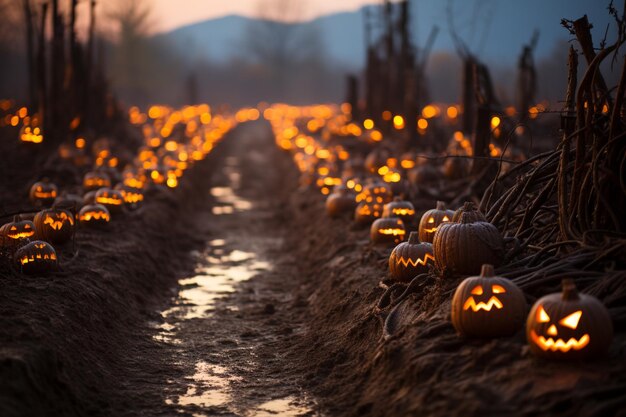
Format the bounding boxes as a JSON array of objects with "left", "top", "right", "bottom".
[{"left": 133, "top": 121, "right": 318, "bottom": 416}]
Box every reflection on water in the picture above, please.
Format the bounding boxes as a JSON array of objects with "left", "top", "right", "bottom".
[
  {"left": 156, "top": 151, "right": 316, "bottom": 416},
  {"left": 245, "top": 396, "right": 315, "bottom": 417}
]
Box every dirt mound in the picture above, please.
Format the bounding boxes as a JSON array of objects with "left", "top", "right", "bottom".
[
  {"left": 276, "top": 188, "right": 626, "bottom": 417},
  {"left": 0, "top": 132, "right": 230, "bottom": 417}
]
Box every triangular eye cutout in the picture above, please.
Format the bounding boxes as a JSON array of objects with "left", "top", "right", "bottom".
[
  {"left": 427, "top": 217, "right": 435, "bottom": 224},
  {"left": 536, "top": 306, "right": 550, "bottom": 323},
  {"left": 470, "top": 285, "right": 483, "bottom": 295},
  {"left": 559, "top": 310, "right": 582, "bottom": 329},
  {"left": 442, "top": 216, "right": 450, "bottom": 222},
  {"left": 492, "top": 285, "right": 506, "bottom": 294}
]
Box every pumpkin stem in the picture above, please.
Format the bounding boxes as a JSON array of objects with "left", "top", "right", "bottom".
[
  {"left": 561, "top": 278, "right": 580, "bottom": 301},
  {"left": 462, "top": 201, "right": 475, "bottom": 211},
  {"left": 407, "top": 231, "right": 420, "bottom": 244},
  {"left": 480, "top": 264, "right": 495, "bottom": 277},
  {"left": 435, "top": 201, "right": 446, "bottom": 210}
]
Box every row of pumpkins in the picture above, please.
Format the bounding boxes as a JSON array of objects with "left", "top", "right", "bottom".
[
  {"left": 2, "top": 106, "right": 242, "bottom": 275},
  {"left": 325, "top": 181, "right": 613, "bottom": 360},
  {"left": 0, "top": 171, "right": 145, "bottom": 275}
]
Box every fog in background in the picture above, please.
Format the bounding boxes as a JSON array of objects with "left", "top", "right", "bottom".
[{"left": 0, "top": 0, "right": 622, "bottom": 109}]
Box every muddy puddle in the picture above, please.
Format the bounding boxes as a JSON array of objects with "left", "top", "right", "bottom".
[{"left": 151, "top": 131, "right": 319, "bottom": 416}]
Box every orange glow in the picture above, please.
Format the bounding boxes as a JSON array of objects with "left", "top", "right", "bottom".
[
  {"left": 422, "top": 105, "right": 437, "bottom": 119},
  {"left": 417, "top": 118, "right": 428, "bottom": 130},
  {"left": 382, "top": 110, "right": 392, "bottom": 121},
  {"left": 18, "top": 107, "right": 28, "bottom": 118},
  {"left": 363, "top": 118, "right": 374, "bottom": 129},
  {"left": 370, "top": 130, "right": 383, "bottom": 142},
  {"left": 393, "top": 115, "right": 405, "bottom": 130},
  {"left": 529, "top": 106, "right": 539, "bottom": 119},
  {"left": 75, "top": 137, "right": 86, "bottom": 149},
  {"left": 446, "top": 106, "right": 458, "bottom": 119},
  {"left": 491, "top": 116, "right": 501, "bottom": 128},
  {"left": 10, "top": 115, "right": 19, "bottom": 126}
]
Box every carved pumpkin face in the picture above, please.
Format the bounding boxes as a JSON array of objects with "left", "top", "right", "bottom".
[
  {"left": 526, "top": 280, "right": 613, "bottom": 360},
  {"left": 29, "top": 181, "right": 58, "bottom": 206},
  {"left": 370, "top": 217, "right": 406, "bottom": 245},
  {"left": 354, "top": 202, "right": 383, "bottom": 225},
  {"left": 115, "top": 184, "right": 145, "bottom": 207},
  {"left": 79, "top": 204, "right": 111, "bottom": 227},
  {"left": 83, "top": 171, "right": 111, "bottom": 191},
  {"left": 19, "top": 125, "right": 43, "bottom": 144},
  {"left": 15, "top": 240, "right": 58, "bottom": 275},
  {"left": 357, "top": 181, "right": 392, "bottom": 205},
  {"left": 34, "top": 208, "right": 75, "bottom": 244},
  {"left": 388, "top": 232, "right": 434, "bottom": 282},
  {"left": 95, "top": 188, "right": 124, "bottom": 213},
  {"left": 383, "top": 197, "right": 415, "bottom": 225},
  {"left": 1, "top": 219, "right": 35, "bottom": 241},
  {"left": 418, "top": 201, "right": 454, "bottom": 243},
  {"left": 451, "top": 264, "right": 526, "bottom": 338}
]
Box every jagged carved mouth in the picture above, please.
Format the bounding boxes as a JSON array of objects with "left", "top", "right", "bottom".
[
  {"left": 394, "top": 253, "right": 434, "bottom": 268},
  {"left": 530, "top": 330, "right": 590, "bottom": 352},
  {"left": 422, "top": 227, "right": 438, "bottom": 233},
  {"left": 7, "top": 231, "right": 34, "bottom": 239},
  {"left": 463, "top": 296, "right": 503, "bottom": 312},
  {"left": 378, "top": 228, "right": 406, "bottom": 236}
]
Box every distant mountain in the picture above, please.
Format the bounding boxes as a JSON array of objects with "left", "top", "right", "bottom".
[{"left": 152, "top": 0, "right": 612, "bottom": 70}]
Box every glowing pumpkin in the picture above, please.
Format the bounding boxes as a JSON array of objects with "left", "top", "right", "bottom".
[
  {"left": 33, "top": 208, "right": 75, "bottom": 244},
  {"left": 354, "top": 201, "right": 383, "bottom": 225},
  {"left": 78, "top": 204, "right": 111, "bottom": 227},
  {"left": 0, "top": 217, "right": 35, "bottom": 247},
  {"left": 83, "top": 171, "right": 111, "bottom": 191},
  {"left": 357, "top": 180, "right": 392, "bottom": 205},
  {"left": 388, "top": 232, "right": 434, "bottom": 282},
  {"left": 370, "top": 216, "right": 406, "bottom": 245},
  {"left": 418, "top": 201, "right": 454, "bottom": 243},
  {"left": 15, "top": 240, "right": 58, "bottom": 275},
  {"left": 383, "top": 197, "right": 415, "bottom": 225},
  {"left": 114, "top": 184, "right": 145, "bottom": 208},
  {"left": 29, "top": 181, "right": 58, "bottom": 206},
  {"left": 451, "top": 264, "right": 526, "bottom": 338},
  {"left": 526, "top": 279, "right": 613, "bottom": 360},
  {"left": 94, "top": 188, "right": 124, "bottom": 213}
]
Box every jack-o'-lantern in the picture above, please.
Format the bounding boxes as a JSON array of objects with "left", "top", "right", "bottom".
[
  {"left": 383, "top": 197, "right": 415, "bottom": 225},
  {"left": 451, "top": 264, "right": 526, "bottom": 337},
  {"left": 29, "top": 181, "right": 58, "bottom": 206},
  {"left": 325, "top": 185, "right": 356, "bottom": 218},
  {"left": 526, "top": 279, "right": 613, "bottom": 360},
  {"left": 452, "top": 201, "right": 486, "bottom": 223},
  {"left": 357, "top": 180, "right": 392, "bottom": 205},
  {"left": 354, "top": 201, "right": 383, "bottom": 225},
  {"left": 388, "top": 232, "right": 434, "bottom": 282},
  {"left": 418, "top": 201, "right": 454, "bottom": 243},
  {"left": 94, "top": 188, "right": 124, "bottom": 213},
  {"left": 433, "top": 204, "right": 503, "bottom": 275},
  {"left": 19, "top": 125, "right": 43, "bottom": 144},
  {"left": 114, "top": 184, "right": 145, "bottom": 208},
  {"left": 15, "top": 240, "right": 57, "bottom": 275},
  {"left": 33, "top": 208, "right": 75, "bottom": 244},
  {"left": 0, "top": 217, "right": 35, "bottom": 247},
  {"left": 83, "top": 171, "right": 111, "bottom": 191},
  {"left": 370, "top": 216, "right": 405, "bottom": 245},
  {"left": 78, "top": 204, "right": 111, "bottom": 227}
]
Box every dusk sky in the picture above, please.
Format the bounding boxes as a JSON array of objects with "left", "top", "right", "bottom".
[{"left": 143, "top": 0, "right": 379, "bottom": 33}]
